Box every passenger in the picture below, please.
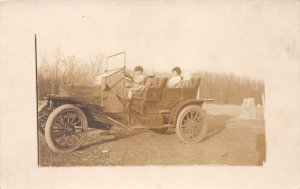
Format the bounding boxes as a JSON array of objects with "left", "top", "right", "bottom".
[
  {"left": 144, "top": 70, "right": 156, "bottom": 87},
  {"left": 167, "top": 66, "right": 183, "bottom": 88},
  {"left": 127, "top": 66, "right": 146, "bottom": 99},
  {"left": 177, "top": 71, "right": 192, "bottom": 88}
]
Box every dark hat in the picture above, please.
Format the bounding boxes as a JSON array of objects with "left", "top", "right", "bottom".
[
  {"left": 134, "top": 66, "right": 143, "bottom": 73},
  {"left": 172, "top": 66, "right": 181, "bottom": 75}
]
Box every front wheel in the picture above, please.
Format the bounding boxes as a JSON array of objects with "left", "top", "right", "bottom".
[
  {"left": 45, "top": 104, "right": 88, "bottom": 153},
  {"left": 175, "top": 105, "right": 208, "bottom": 143}
]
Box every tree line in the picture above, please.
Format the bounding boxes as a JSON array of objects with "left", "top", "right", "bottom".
[
  {"left": 196, "top": 71, "right": 264, "bottom": 105},
  {"left": 37, "top": 52, "right": 264, "bottom": 105}
]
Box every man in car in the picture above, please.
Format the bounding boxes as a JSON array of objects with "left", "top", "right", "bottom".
[{"left": 125, "top": 66, "right": 146, "bottom": 99}]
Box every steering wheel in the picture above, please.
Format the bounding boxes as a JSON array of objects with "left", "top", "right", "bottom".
[{"left": 122, "top": 71, "right": 133, "bottom": 82}]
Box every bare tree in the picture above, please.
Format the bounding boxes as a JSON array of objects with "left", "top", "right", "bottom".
[
  {"left": 37, "top": 51, "right": 264, "bottom": 104},
  {"left": 89, "top": 54, "right": 105, "bottom": 78},
  {"left": 53, "top": 49, "right": 63, "bottom": 94}
]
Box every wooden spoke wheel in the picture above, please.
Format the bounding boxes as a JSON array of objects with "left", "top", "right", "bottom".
[
  {"left": 45, "top": 104, "right": 88, "bottom": 153},
  {"left": 37, "top": 101, "right": 51, "bottom": 136},
  {"left": 175, "top": 105, "right": 208, "bottom": 143}
]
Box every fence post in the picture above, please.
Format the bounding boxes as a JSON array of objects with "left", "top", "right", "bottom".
[{"left": 261, "top": 93, "right": 265, "bottom": 117}]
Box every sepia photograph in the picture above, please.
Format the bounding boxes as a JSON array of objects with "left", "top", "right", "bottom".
[
  {"left": 36, "top": 45, "right": 266, "bottom": 166},
  {"left": 1, "top": 0, "right": 299, "bottom": 188}
]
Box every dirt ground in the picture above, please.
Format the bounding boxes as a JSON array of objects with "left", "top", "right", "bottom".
[{"left": 38, "top": 104, "right": 265, "bottom": 166}]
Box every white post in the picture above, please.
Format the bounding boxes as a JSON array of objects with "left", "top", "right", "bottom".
[
  {"left": 197, "top": 86, "right": 200, "bottom": 100},
  {"left": 261, "top": 93, "right": 265, "bottom": 117}
]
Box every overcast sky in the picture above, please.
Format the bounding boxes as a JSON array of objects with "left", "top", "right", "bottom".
[{"left": 2, "top": 1, "right": 299, "bottom": 80}]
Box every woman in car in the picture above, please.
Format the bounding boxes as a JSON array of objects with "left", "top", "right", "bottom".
[
  {"left": 167, "top": 66, "right": 183, "bottom": 88},
  {"left": 177, "top": 71, "right": 192, "bottom": 88}
]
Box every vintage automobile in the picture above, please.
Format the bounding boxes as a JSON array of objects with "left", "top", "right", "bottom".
[{"left": 38, "top": 52, "right": 214, "bottom": 153}]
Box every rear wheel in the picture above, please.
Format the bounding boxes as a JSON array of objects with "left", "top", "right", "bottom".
[
  {"left": 175, "top": 105, "right": 208, "bottom": 143},
  {"left": 38, "top": 101, "right": 51, "bottom": 136},
  {"left": 45, "top": 104, "right": 88, "bottom": 153}
]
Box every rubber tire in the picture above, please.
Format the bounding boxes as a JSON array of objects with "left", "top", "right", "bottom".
[
  {"left": 175, "top": 105, "right": 208, "bottom": 143},
  {"left": 45, "top": 104, "right": 88, "bottom": 153},
  {"left": 37, "top": 101, "right": 50, "bottom": 137}
]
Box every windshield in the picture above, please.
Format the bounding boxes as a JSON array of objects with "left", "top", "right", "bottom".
[{"left": 106, "top": 52, "right": 126, "bottom": 71}]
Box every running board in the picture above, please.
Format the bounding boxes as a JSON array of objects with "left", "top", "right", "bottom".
[
  {"left": 105, "top": 116, "right": 133, "bottom": 131},
  {"left": 131, "top": 124, "right": 173, "bottom": 129},
  {"left": 105, "top": 115, "right": 174, "bottom": 130}
]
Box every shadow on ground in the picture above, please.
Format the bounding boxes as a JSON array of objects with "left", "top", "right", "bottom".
[
  {"left": 204, "top": 114, "right": 233, "bottom": 140},
  {"left": 77, "top": 129, "right": 148, "bottom": 151},
  {"left": 79, "top": 114, "right": 233, "bottom": 151}
]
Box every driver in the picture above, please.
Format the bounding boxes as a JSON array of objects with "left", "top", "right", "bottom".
[{"left": 126, "top": 66, "right": 145, "bottom": 99}]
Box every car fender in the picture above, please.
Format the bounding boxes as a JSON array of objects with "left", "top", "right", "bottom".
[
  {"left": 43, "top": 96, "right": 95, "bottom": 109},
  {"left": 169, "top": 99, "right": 212, "bottom": 125},
  {"left": 45, "top": 96, "right": 103, "bottom": 114}
]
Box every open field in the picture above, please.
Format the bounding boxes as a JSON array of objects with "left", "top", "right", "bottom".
[{"left": 38, "top": 104, "right": 265, "bottom": 166}]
